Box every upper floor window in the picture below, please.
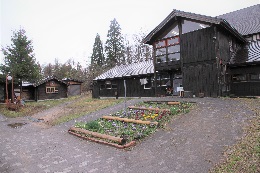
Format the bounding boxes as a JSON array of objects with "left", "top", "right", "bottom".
[{"left": 154, "top": 36, "right": 180, "bottom": 63}]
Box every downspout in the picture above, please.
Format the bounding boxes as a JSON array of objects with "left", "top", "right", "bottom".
[{"left": 153, "top": 43, "right": 157, "bottom": 97}]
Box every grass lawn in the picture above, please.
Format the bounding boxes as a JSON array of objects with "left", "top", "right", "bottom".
[{"left": 0, "top": 93, "right": 125, "bottom": 125}]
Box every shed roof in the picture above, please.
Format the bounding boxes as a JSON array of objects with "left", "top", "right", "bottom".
[
  {"left": 34, "top": 77, "right": 67, "bottom": 87},
  {"left": 143, "top": 9, "right": 246, "bottom": 44},
  {"left": 94, "top": 60, "right": 154, "bottom": 80},
  {"left": 218, "top": 4, "right": 260, "bottom": 36}
]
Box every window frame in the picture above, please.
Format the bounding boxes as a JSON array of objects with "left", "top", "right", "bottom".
[
  {"left": 46, "top": 87, "right": 58, "bottom": 93},
  {"left": 143, "top": 77, "right": 153, "bottom": 89},
  {"left": 154, "top": 36, "right": 180, "bottom": 63}
]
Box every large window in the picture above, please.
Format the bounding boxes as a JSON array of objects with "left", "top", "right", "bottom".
[{"left": 154, "top": 36, "right": 180, "bottom": 63}]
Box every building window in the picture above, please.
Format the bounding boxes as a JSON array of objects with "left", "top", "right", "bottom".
[
  {"left": 46, "top": 87, "right": 58, "bottom": 93},
  {"left": 100, "top": 85, "right": 105, "bottom": 90},
  {"left": 102, "top": 81, "right": 117, "bottom": 89},
  {"left": 250, "top": 74, "right": 260, "bottom": 80},
  {"left": 156, "top": 74, "right": 170, "bottom": 87},
  {"left": 105, "top": 81, "right": 112, "bottom": 89},
  {"left": 161, "top": 74, "right": 170, "bottom": 86},
  {"left": 232, "top": 74, "right": 247, "bottom": 81},
  {"left": 142, "top": 77, "right": 152, "bottom": 89},
  {"left": 155, "top": 36, "right": 180, "bottom": 63},
  {"left": 112, "top": 83, "right": 117, "bottom": 89}
]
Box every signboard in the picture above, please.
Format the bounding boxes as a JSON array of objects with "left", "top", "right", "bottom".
[{"left": 177, "top": 87, "right": 184, "bottom": 92}]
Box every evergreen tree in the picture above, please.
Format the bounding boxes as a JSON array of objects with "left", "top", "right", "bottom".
[
  {"left": 1, "top": 29, "right": 41, "bottom": 83},
  {"left": 105, "top": 18, "right": 125, "bottom": 67},
  {"left": 90, "top": 33, "right": 104, "bottom": 67}
]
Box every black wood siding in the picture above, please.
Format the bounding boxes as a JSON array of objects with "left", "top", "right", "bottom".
[
  {"left": 181, "top": 27, "right": 219, "bottom": 97},
  {"left": 228, "top": 65, "right": 260, "bottom": 96},
  {"left": 93, "top": 77, "right": 155, "bottom": 98},
  {"left": 36, "top": 82, "right": 67, "bottom": 100}
]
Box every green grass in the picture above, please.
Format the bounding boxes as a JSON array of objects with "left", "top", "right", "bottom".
[
  {"left": 49, "top": 97, "right": 125, "bottom": 125},
  {"left": 0, "top": 97, "right": 75, "bottom": 118},
  {"left": 0, "top": 94, "right": 125, "bottom": 126}
]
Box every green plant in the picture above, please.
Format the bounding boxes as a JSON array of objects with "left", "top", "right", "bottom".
[{"left": 170, "top": 107, "right": 180, "bottom": 115}]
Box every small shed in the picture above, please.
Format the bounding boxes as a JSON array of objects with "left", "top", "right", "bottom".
[{"left": 63, "top": 78, "right": 83, "bottom": 96}]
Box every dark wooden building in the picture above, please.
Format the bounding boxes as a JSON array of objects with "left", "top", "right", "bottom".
[
  {"left": 62, "top": 78, "right": 83, "bottom": 97},
  {"left": 34, "top": 78, "right": 68, "bottom": 101},
  {"left": 219, "top": 5, "right": 260, "bottom": 96},
  {"left": 143, "top": 9, "right": 249, "bottom": 97},
  {"left": 92, "top": 61, "right": 155, "bottom": 98},
  {"left": 18, "top": 77, "right": 83, "bottom": 101},
  {"left": 93, "top": 5, "right": 260, "bottom": 98}
]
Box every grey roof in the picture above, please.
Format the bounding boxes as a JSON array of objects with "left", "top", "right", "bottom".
[
  {"left": 22, "top": 82, "right": 34, "bottom": 87},
  {"left": 247, "top": 41, "right": 260, "bottom": 62},
  {"left": 34, "top": 77, "right": 67, "bottom": 87},
  {"left": 218, "top": 4, "right": 260, "bottom": 36},
  {"left": 94, "top": 60, "right": 154, "bottom": 80},
  {"left": 143, "top": 9, "right": 246, "bottom": 44}
]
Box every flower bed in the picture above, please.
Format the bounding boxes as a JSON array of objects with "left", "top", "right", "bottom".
[{"left": 69, "top": 101, "right": 193, "bottom": 148}]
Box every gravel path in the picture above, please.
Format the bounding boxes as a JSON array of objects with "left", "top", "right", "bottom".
[{"left": 0, "top": 97, "right": 256, "bottom": 173}]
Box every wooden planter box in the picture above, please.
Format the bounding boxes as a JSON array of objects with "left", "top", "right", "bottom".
[
  {"left": 68, "top": 127, "right": 136, "bottom": 149},
  {"left": 102, "top": 115, "right": 158, "bottom": 126}
]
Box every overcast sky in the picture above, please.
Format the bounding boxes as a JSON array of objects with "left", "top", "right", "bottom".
[{"left": 1, "top": 0, "right": 259, "bottom": 67}]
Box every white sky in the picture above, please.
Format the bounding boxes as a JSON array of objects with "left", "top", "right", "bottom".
[{"left": 1, "top": 0, "right": 259, "bottom": 67}]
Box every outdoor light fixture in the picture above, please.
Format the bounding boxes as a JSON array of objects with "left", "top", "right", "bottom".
[{"left": 5, "top": 74, "right": 14, "bottom": 103}]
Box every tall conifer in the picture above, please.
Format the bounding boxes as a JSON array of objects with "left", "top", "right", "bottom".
[{"left": 105, "top": 18, "right": 125, "bottom": 67}]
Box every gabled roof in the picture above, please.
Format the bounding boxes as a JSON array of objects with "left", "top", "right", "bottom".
[
  {"left": 218, "top": 4, "right": 260, "bottom": 36},
  {"left": 34, "top": 77, "right": 67, "bottom": 87},
  {"left": 143, "top": 9, "right": 246, "bottom": 44},
  {"left": 94, "top": 60, "right": 154, "bottom": 80}
]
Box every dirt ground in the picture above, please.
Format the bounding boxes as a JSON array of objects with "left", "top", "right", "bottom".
[{"left": 0, "top": 97, "right": 258, "bottom": 173}]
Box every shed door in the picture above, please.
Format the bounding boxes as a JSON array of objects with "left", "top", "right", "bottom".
[{"left": 68, "top": 85, "right": 81, "bottom": 96}]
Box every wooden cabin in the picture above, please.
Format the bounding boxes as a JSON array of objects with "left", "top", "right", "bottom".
[
  {"left": 18, "top": 77, "right": 83, "bottom": 101},
  {"left": 93, "top": 5, "right": 260, "bottom": 98},
  {"left": 34, "top": 78, "right": 68, "bottom": 101}
]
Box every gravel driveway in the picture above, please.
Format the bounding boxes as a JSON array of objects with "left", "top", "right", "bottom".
[{"left": 0, "top": 97, "right": 256, "bottom": 173}]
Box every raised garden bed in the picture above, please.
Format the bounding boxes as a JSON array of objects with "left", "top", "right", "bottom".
[{"left": 68, "top": 101, "right": 193, "bottom": 149}]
